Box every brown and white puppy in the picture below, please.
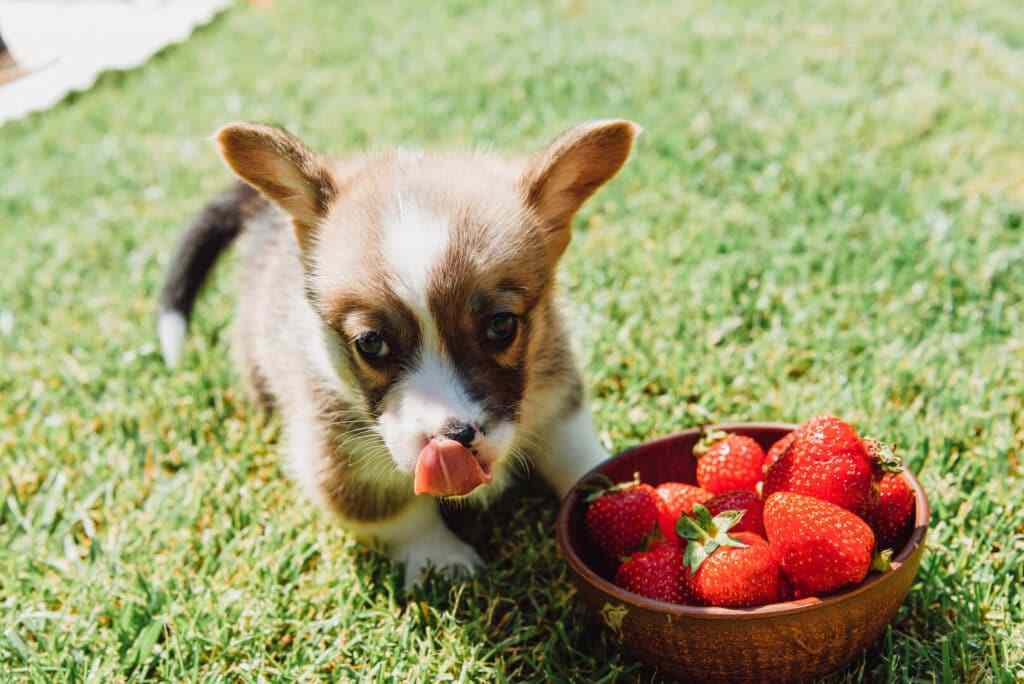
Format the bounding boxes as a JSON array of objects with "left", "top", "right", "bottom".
[{"left": 158, "top": 120, "right": 639, "bottom": 587}]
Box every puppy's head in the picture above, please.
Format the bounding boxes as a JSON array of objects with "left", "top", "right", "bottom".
[{"left": 216, "top": 120, "right": 639, "bottom": 499}]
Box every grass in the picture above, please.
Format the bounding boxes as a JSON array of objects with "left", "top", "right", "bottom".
[{"left": 1, "top": 0, "right": 1023, "bottom": 680}]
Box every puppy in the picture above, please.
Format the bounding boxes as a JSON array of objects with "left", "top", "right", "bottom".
[{"left": 158, "top": 119, "right": 639, "bottom": 587}]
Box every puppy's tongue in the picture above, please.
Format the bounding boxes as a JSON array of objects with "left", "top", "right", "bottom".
[{"left": 414, "top": 438, "right": 490, "bottom": 496}]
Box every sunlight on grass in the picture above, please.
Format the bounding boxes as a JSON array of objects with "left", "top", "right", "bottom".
[{"left": 1, "top": 0, "right": 1022, "bottom": 681}]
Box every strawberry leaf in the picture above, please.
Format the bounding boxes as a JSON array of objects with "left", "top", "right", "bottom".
[
  {"left": 694, "top": 503, "right": 714, "bottom": 529},
  {"left": 720, "top": 537, "right": 749, "bottom": 549},
  {"left": 711, "top": 509, "right": 745, "bottom": 532},
  {"left": 579, "top": 474, "right": 614, "bottom": 501},
  {"left": 676, "top": 505, "right": 748, "bottom": 574},
  {"left": 582, "top": 472, "right": 640, "bottom": 503},
  {"left": 864, "top": 438, "right": 903, "bottom": 474},
  {"left": 683, "top": 541, "right": 710, "bottom": 574},
  {"left": 872, "top": 549, "right": 894, "bottom": 572},
  {"left": 694, "top": 429, "right": 729, "bottom": 457},
  {"left": 677, "top": 510, "right": 709, "bottom": 543}
]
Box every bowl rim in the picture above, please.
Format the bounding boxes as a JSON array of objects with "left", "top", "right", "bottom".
[{"left": 555, "top": 422, "right": 931, "bottom": 620}]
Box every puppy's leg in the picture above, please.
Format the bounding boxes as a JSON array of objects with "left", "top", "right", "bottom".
[
  {"left": 285, "top": 414, "right": 481, "bottom": 590},
  {"left": 373, "top": 496, "right": 483, "bottom": 590},
  {"left": 535, "top": 405, "right": 608, "bottom": 499}
]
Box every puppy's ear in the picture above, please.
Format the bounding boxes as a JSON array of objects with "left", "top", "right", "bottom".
[
  {"left": 522, "top": 119, "right": 640, "bottom": 265},
  {"left": 216, "top": 123, "right": 337, "bottom": 249}
]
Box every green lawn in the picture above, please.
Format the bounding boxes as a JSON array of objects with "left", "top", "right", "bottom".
[{"left": 2, "top": 0, "right": 1023, "bottom": 681}]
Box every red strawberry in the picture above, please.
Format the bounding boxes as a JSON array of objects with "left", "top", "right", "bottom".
[
  {"left": 615, "top": 544, "right": 686, "bottom": 603},
  {"left": 654, "top": 482, "right": 713, "bottom": 543},
  {"left": 677, "top": 505, "right": 782, "bottom": 607},
  {"left": 764, "top": 431, "right": 795, "bottom": 474},
  {"left": 778, "top": 572, "right": 795, "bottom": 602},
  {"left": 694, "top": 430, "right": 765, "bottom": 495},
  {"left": 763, "top": 415, "right": 875, "bottom": 514},
  {"left": 644, "top": 537, "right": 678, "bottom": 552},
  {"left": 705, "top": 490, "right": 766, "bottom": 537},
  {"left": 763, "top": 492, "right": 875, "bottom": 597},
  {"left": 866, "top": 473, "right": 915, "bottom": 551},
  {"left": 583, "top": 474, "right": 660, "bottom": 559}
]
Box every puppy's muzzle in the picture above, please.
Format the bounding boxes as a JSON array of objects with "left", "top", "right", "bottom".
[
  {"left": 413, "top": 422, "right": 492, "bottom": 497},
  {"left": 441, "top": 420, "right": 478, "bottom": 447}
]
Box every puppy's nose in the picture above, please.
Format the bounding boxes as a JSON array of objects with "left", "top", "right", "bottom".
[{"left": 442, "top": 421, "right": 477, "bottom": 447}]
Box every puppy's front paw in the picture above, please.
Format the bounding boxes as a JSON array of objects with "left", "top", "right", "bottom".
[{"left": 393, "top": 533, "right": 483, "bottom": 591}]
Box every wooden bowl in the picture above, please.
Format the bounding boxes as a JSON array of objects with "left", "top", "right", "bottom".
[{"left": 555, "top": 423, "right": 929, "bottom": 683}]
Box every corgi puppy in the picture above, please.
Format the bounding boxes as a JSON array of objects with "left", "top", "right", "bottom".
[{"left": 158, "top": 119, "right": 639, "bottom": 587}]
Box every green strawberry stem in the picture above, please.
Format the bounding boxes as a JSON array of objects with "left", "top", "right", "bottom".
[
  {"left": 582, "top": 471, "right": 641, "bottom": 503},
  {"left": 872, "top": 548, "right": 894, "bottom": 572},
  {"left": 694, "top": 428, "right": 729, "bottom": 457},
  {"left": 579, "top": 473, "right": 615, "bottom": 500},
  {"left": 676, "top": 504, "right": 748, "bottom": 575},
  {"left": 864, "top": 438, "right": 903, "bottom": 474}
]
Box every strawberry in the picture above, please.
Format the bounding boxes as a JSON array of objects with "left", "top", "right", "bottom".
[
  {"left": 866, "top": 473, "right": 915, "bottom": 551},
  {"left": 778, "top": 573, "right": 795, "bottom": 602},
  {"left": 676, "top": 505, "right": 782, "bottom": 607},
  {"left": 614, "top": 544, "right": 686, "bottom": 603},
  {"left": 705, "top": 490, "right": 766, "bottom": 537},
  {"left": 583, "top": 474, "right": 660, "bottom": 559},
  {"left": 763, "top": 492, "right": 875, "bottom": 597},
  {"left": 764, "top": 431, "right": 795, "bottom": 474},
  {"left": 654, "top": 482, "right": 713, "bottom": 543},
  {"left": 763, "top": 415, "right": 875, "bottom": 514},
  {"left": 694, "top": 430, "right": 765, "bottom": 495}
]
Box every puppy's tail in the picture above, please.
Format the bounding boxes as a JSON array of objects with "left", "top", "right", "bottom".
[{"left": 157, "top": 182, "right": 261, "bottom": 367}]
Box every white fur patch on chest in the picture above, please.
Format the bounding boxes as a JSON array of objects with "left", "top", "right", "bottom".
[{"left": 381, "top": 197, "right": 450, "bottom": 347}]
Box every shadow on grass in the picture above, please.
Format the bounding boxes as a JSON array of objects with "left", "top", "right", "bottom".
[
  {"left": 342, "top": 471, "right": 1014, "bottom": 683},
  {"left": 391, "top": 477, "right": 651, "bottom": 681}
]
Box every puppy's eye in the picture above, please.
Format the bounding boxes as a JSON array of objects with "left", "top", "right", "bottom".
[
  {"left": 486, "top": 313, "right": 518, "bottom": 342},
  {"left": 355, "top": 331, "right": 389, "bottom": 359}
]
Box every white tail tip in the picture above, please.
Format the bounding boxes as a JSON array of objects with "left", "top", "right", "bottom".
[{"left": 158, "top": 310, "right": 188, "bottom": 368}]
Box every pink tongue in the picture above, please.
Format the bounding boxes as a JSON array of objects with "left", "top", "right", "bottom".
[{"left": 414, "top": 438, "right": 490, "bottom": 496}]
